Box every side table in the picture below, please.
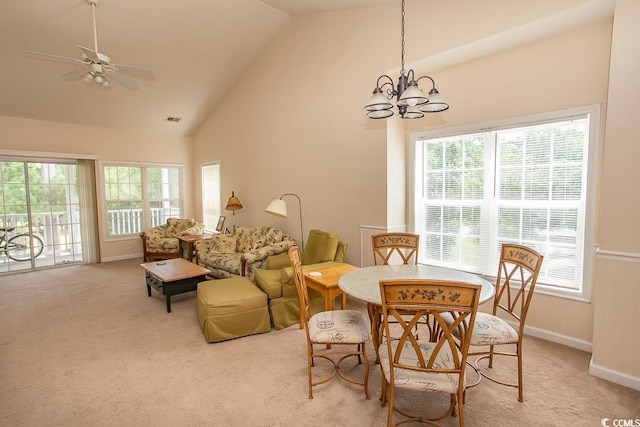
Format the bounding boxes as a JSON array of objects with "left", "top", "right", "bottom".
[
  {"left": 177, "top": 234, "right": 212, "bottom": 261},
  {"left": 302, "top": 263, "right": 359, "bottom": 326}
]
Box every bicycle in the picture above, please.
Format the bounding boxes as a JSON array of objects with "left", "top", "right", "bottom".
[{"left": 0, "top": 227, "right": 45, "bottom": 261}]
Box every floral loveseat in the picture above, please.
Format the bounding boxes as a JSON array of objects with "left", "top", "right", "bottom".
[
  {"left": 140, "top": 218, "right": 205, "bottom": 261},
  {"left": 193, "top": 226, "right": 295, "bottom": 281}
]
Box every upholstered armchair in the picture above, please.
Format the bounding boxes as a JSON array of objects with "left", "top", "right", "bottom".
[
  {"left": 254, "top": 229, "right": 348, "bottom": 330},
  {"left": 140, "top": 218, "right": 204, "bottom": 261}
]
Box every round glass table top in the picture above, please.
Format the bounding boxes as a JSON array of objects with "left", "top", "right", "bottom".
[{"left": 338, "top": 264, "right": 495, "bottom": 305}]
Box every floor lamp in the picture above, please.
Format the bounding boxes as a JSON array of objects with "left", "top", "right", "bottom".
[
  {"left": 225, "top": 191, "right": 243, "bottom": 233},
  {"left": 265, "top": 193, "right": 304, "bottom": 249}
]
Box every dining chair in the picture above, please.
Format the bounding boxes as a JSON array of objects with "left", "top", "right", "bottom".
[
  {"left": 371, "top": 232, "right": 423, "bottom": 351},
  {"left": 378, "top": 278, "right": 481, "bottom": 427},
  {"left": 466, "top": 243, "right": 543, "bottom": 402},
  {"left": 287, "top": 246, "right": 371, "bottom": 399},
  {"left": 371, "top": 232, "right": 419, "bottom": 266}
]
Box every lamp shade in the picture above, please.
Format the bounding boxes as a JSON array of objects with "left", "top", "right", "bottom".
[
  {"left": 225, "top": 191, "right": 243, "bottom": 211},
  {"left": 420, "top": 89, "right": 450, "bottom": 113},
  {"left": 364, "top": 88, "right": 393, "bottom": 112},
  {"left": 401, "top": 105, "right": 424, "bottom": 119},
  {"left": 265, "top": 199, "right": 287, "bottom": 218},
  {"left": 397, "top": 82, "right": 427, "bottom": 107}
]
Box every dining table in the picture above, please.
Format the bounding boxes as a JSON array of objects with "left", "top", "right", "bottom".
[{"left": 338, "top": 264, "right": 495, "bottom": 359}]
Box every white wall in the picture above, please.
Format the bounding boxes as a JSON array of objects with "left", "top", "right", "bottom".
[
  {"left": 192, "top": 0, "right": 640, "bottom": 389},
  {"left": 591, "top": 0, "right": 640, "bottom": 388}
]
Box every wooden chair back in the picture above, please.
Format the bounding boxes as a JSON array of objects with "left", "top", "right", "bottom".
[
  {"left": 493, "top": 244, "right": 544, "bottom": 333},
  {"left": 288, "top": 246, "right": 311, "bottom": 329},
  {"left": 371, "top": 232, "right": 419, "bottom": 265},
  {"left": 380, "top": 279, "right": 480, "bottom": 374}
]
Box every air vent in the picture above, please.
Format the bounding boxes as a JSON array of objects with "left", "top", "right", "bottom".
[{"left": 166, "top": 116, "right": 182, "bottom": 122}]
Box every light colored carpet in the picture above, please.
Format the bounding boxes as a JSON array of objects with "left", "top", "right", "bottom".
[{"left": 0, "top": 259, "right": 638, "bottom": 426}]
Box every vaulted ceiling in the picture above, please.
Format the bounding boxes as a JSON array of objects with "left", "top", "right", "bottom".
[{"left": 0, "top": 0, "right": 396, "bottom": 136}]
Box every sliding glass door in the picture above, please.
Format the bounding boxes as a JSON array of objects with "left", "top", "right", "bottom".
[{"left": 0, "top": 159, "right": 83, "bottom": 273}]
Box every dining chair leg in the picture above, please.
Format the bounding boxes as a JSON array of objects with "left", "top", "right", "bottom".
[{"left": 517, "top": 343, "right": 524, "bottom": 402}]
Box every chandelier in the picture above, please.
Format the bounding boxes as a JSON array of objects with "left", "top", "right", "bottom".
[{"left": 364, "top": 0, "right": 449, "bottom": 119}]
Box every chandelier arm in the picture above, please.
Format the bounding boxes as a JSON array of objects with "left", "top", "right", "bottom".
[
  {"left": 415, "top": 75, "right": 436, "bottom": 89},
  {"left": 376, "top": 75, "right": 395, "bottom": 90}
]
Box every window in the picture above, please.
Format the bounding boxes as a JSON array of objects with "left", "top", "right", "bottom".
[
  {"left": 102, "top": 164, "right": 182, "bottom": 237},
  {"left": 201, "top": 162, "right": 221, "bottom": 232},
  {"left": 0, "top": 158, "right": 84, "bottom": 272},
  {"left": 412, "top": 106, "right": 598, "bottom": 300}
]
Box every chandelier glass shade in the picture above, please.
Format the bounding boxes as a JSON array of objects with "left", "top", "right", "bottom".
[{"left": 364, "top": 0, "right": 449, "bottom": 119}]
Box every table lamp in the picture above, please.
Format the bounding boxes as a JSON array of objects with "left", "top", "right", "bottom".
[{"left": 225, "top": 191, "right": 243, "bottom": 232}]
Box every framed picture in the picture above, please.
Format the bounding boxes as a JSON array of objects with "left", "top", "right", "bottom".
[{"left": 215, "top": 216, "right": 226, "bottom": 233}]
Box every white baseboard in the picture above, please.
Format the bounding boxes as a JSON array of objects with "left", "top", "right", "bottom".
[
  {"left": 101, "top": 253, "right": 142, "bottom": 263},
  {"left": 589, "top": 359, "right": 640, "bottom": 391},
  {"left": 522, "top": 323, "right": 593, "bottom": 352},
  {"left": 521, "top": 323, "right": 640, "bottom": 391}
]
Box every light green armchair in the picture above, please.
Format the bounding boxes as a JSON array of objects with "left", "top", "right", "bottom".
[{"left": 254, "top": 229, "right": 348, "bottom": 330}]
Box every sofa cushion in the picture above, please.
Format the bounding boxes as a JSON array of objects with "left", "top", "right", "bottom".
[
  {"left": 263, "top": 227, "right": 285, "bottom": 245},
  {"left": 146, "top": 237, "right": 180, "bottom": 253},
  {"left": 235, "top": 226, "right": 255, "bottom": 252},
  {"left": 254, "top": 269, "right": 283, "bottom": 299},
  {"left": 201, "top": 253, "right": 243, "bottom": 275},
  {"left": 302, "top": 230, "right": 340, "bottom": 265},
  {"left": 213, "top": 234, "right": 237, "bottom": 254}
]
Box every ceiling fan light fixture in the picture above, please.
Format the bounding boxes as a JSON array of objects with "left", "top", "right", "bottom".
[{"left": 22, "top": 0, "right": 155, "bottom": 90}]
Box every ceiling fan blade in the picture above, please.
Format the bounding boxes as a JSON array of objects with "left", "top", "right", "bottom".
[
  {"left": 110, "top": 63, "right": 156, "bottom": 80},
  {"left": 63, "top": 67, "right": 90, "bottom": 80},
  {"left": 22, "top": 51, "right": 86, "bottom": 66},
  {"left": 78, "top": 45, "right": 101, "bottom": 63},
  {"left": 107, "top": 70, "right": 139, "bottom": 90}
]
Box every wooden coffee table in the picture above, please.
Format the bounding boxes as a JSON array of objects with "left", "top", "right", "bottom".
[
  {"left": 140, "top": 258, "right": 210, "bottom": 313},
  {"left": 302, "top": 263, "right": 359, "bottom": 325}
]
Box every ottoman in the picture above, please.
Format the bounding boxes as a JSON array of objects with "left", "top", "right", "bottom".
[{"left": 197, "top": 277, "right": 271, "bottom": 343}]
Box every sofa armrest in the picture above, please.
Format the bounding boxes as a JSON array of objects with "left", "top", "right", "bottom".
[
  {"left": 142, "top": 225, "right": 167, "bottom": 240},
  {"left": 263, "top": 252, "right": 290, "bottom": 270},
  {"left": 242, "top": 240, "right": 295, "bottom": 266}
]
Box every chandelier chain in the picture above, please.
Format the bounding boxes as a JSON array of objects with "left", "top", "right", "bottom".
[
  {"left": 400, "top": 0, "right": 406, "bottom": 76},
  {"left": 363, "top": 0, "right": 449, "bottom": 119}
]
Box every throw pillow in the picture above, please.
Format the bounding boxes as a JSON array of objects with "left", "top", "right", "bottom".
[
  {"left": 211, "top": 235, "right": 237, "bottom": 254},
  {"left": 235, "top": 226, "right": 253, "bottom": 253}
]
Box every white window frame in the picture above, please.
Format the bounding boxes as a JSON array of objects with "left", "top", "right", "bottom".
[
  {"left": 410, "top": 105, "right": 599, "bottom": 302},
  {"left": 99, "top": 161, "right": 184, "bottom": 240},
  {"left": 201, "top": 161, "right": 221, "bottom": 233}
]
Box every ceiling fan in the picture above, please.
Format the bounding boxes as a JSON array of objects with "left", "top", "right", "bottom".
[{"left": 22, "top": 0, "right": 155, "bottom": 90}]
